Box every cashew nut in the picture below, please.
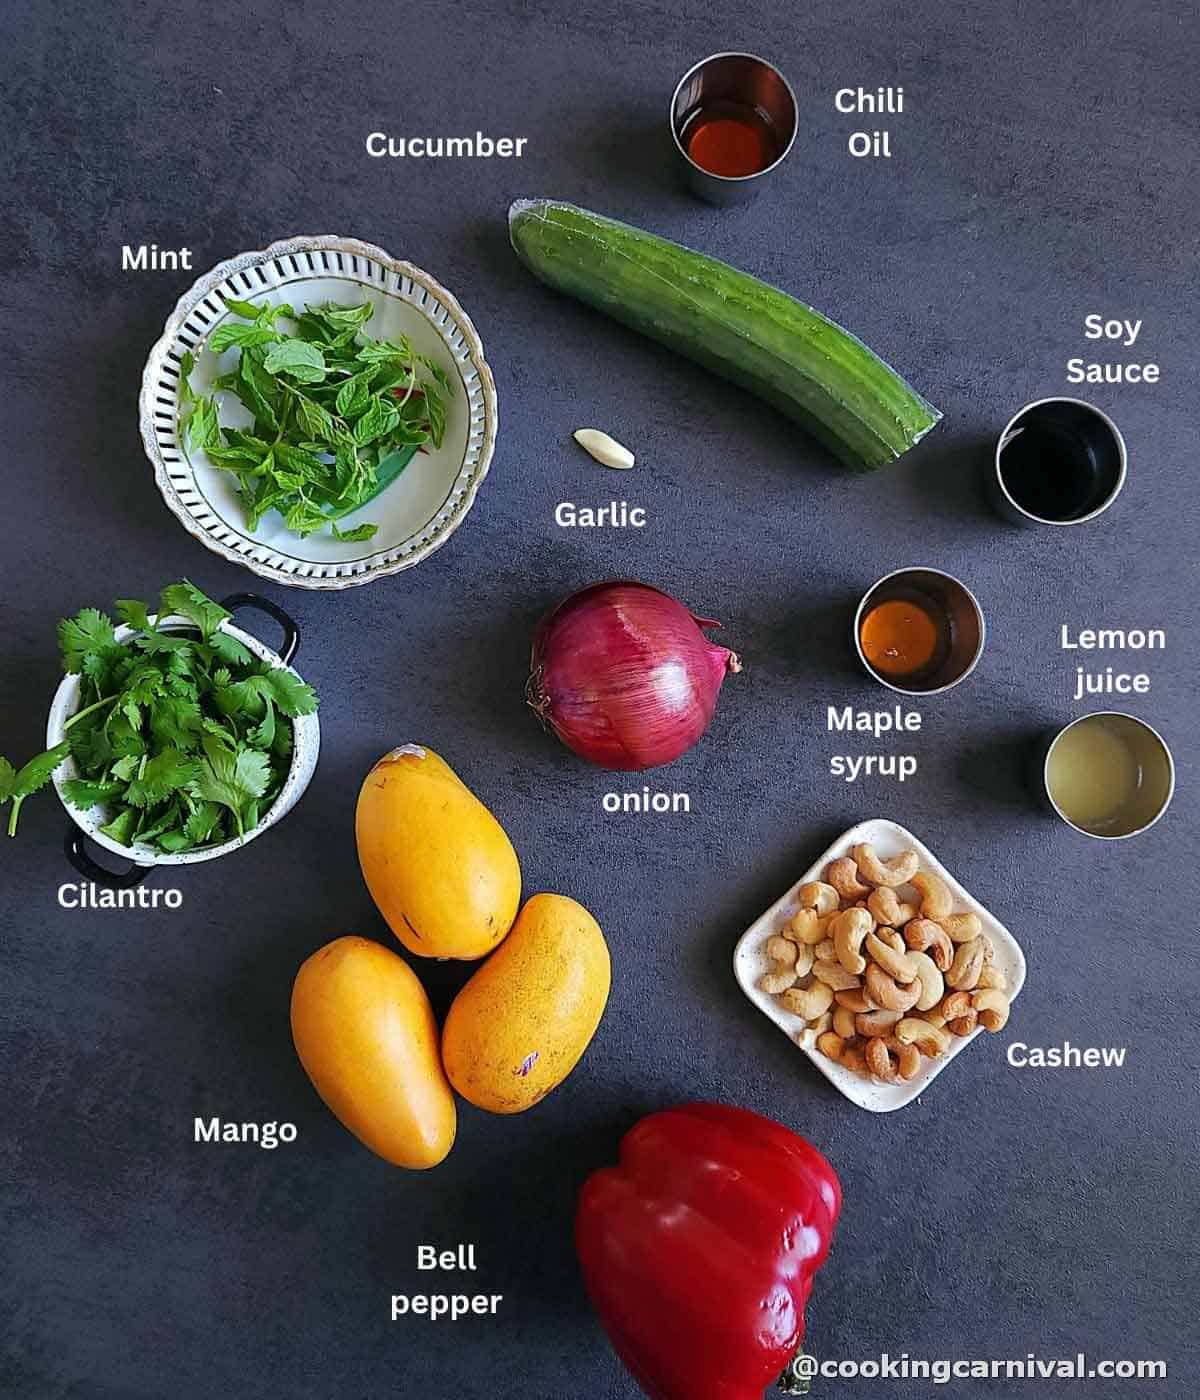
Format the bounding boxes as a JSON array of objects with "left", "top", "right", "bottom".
[
  {"left": 796, "top": 1010, "right": 834, "bottom": 1047},
  {"left": 885, "top": 1036, "right": 923, "bottom": 1080},
  {"left": 825, "top": 857, "right": 870, "bottom": 901},
  {"left": 864, "top": 1036, "right": 898, "bottom": 1082},
  {"left": 903, "top": 918, "right": 954, "bottom": 972},
  {"left": 910, "top": 871, "right": 954, "bottom": 920},
  {"left": 812, "top": 959, "right": 862, "bottom": 991},
  {"left": 977, "top": 964, "right": 1008, "bottom": 991},
  {"left": 865, "top": 931, "right": 921, "bottom": 984},
  {"left": 939, "top": 912, "right": 982, "bottom": 943},
  {"left": 834, "top": 987, "right": 875, "bottom": 1012},
  {"left": 766, "top": 935, "right": 797, "bottom": 966},
  {"left": 894, "top": 1017, "right": 951, "bottom": 1057},
  {"left": 797, "top": 881, "right": 839, "bottom": 916},
  {"left": 841, "top": 1043, "right": 869, "bottom": 1076},
  {"left": 946, "top": 938, "right": 986, "bottom": 991},
  {"left": 816, "top": 1030, "right": 847, "bottom": 1063},
  {"left": 872, "top": 926, "right": 906, "bottom": 954},
  {"left": 865, "top": 962, "right": 921, "bottom": 1013},
  {"left": 868, "top": 887, "right": 918, "bottom": 927},
  {"left": 785, "top": 908, "right": 829, "bottom": 946},
  {"left": 780, "top": 981, "right": 834, "bottom": 1020},
  {"left": 814, "top": 937, "right": 837, "bottom": 962},
  {"left": 907, "top": 949, "right": 945, "bottom": 1012},
  {"left": 759, "top": 963, "right": 798, "bottom": 995},
  {"left": 946, "top": 1011, "right": 979, "bottom": 1037},
  {"left": 852, "top": 842, "right": 920, "bottom": 888},
  {"left": 855, "top": 1008, "right": 902, "bottom": 1037},
  {"left": 833, "top": 1005, "right": 857, "bottom": 1039},
  {"left": 939, "top": 991, "right": 973, "bottom": 1022},
  {"left": 920, "top": 1006, "right": 949, "bottom": 1030},
  {"left": 830, "top": 907, "right": 872, "bottom": 975},
  {"left": 972, "top": 988, "right": 1010, "bottom": 1032}
]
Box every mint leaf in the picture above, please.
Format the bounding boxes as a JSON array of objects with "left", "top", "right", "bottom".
[
  {"left": 158, "top": 581, "right": 229, "bottom": 641},
  {"left": 330, "top": 521, "right": 378, "bottom": 543},
  {"left": 187, "top": 396, "right": 222, "bottom": 453},
  {"left": 222, "top": 295, "right": 266, "bottom": 319},
  {"left": 264, "top": 338, "right": 326, "bottom": 384},
  {"left": 353, "top": 396, "right": 400, "bottom": 446},
  {"left": 335, "top": 373, "right": 373, "bottom": 420},
  {"left": 209, "top": 322, "right": 279, "bottom": 353},
  {"left": 295, "top": 395, "right": 336, "bottom": 441}
]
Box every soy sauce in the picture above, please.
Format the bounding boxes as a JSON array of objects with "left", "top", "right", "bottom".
[
  {"left": 998, "top": 420, "right": 1101, "bottom": 521},
  {"left": 681, "top": 99, "right": 780, "bottom": 178}
]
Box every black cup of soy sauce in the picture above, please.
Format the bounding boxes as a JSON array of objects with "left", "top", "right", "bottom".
[{"left": 991, "top": 397, "right": 1126, "bottom": 526}]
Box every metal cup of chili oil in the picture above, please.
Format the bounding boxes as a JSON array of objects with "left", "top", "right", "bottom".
[
  {"left": 670, "top": 53, "right": 798, "bottom": 204},
  {"left": 854, "top": 567, "right": 986, "bottom": 695}
]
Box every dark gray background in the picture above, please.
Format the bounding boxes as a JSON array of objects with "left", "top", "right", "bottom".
[{"left": 2, "top": 1, "right": 1197, "bottom": 1397}]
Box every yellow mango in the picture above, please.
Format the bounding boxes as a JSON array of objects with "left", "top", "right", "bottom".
[
  {"left": 291, "top": 936, "right": 456, "bottom": 1169},
  {"left": 442, "top": 894, "right": 610, "bottom": 1114},
  {"left": 356, "top": 745, "right": 521, "bottom": 961}
]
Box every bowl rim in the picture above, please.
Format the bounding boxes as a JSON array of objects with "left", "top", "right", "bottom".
[
  {"left": 48, "top": 613, "right": 320, "bottom": 866},
  {"left": 139, "top": 234, "right": 498, "bottom": 590}
]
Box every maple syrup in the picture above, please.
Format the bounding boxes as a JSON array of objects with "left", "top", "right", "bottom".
[{"left": 681, "top": 99, "right": 781, "bottom": 178}]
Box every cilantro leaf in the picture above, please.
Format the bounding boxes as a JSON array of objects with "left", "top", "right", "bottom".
[
  {"left": 0, "top": 758, "right": 15, "bottom": 803},
  {"left": 98, "top": 807, "right": 137, "bottom": 846},
  {"left": 183, "top": 800, "right": 223, "bottom": 845},
  {"left": 125, "top": 749, "right": 198, "bottom": 809},
  {"left": 191, "top": 737, "right": 270, "bottom": 837},
  {"left": 116, "top": 599, "right": 157, "bottom": 633},
  {"left": 158, "top": 581, "right": 229, "bottom": 641},
  {"left": 62, "top": 778, "right": 125, "bottom": 810},
  {"left": 205, "top": 631, "right": 253, "bottom": 668},
  {"left": 255, "top": 667, "right": 319, "bottom": 718},
  {"left": 58, "top": 608, "right": 118, "bottom": 674},
  {"left": 3, "top": 742, "right": 70, "bottom": 836}
]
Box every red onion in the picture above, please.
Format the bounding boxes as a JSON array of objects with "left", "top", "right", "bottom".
[{"left": 527, "top": 580, "right": 742, "bottom": 771}]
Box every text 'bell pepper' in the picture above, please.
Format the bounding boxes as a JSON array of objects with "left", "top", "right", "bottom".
[{"left": 575, "top": 1102, "right": 841, "bottom": 1400}]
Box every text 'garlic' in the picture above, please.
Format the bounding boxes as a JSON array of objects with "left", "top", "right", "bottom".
[{"left": 573, "top": 428, "right": 635, "bottom": 470}]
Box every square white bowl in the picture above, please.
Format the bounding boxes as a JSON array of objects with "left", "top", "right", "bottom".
[{"left": 733, "top": 818, "right": 1026, "bottom": 1112}]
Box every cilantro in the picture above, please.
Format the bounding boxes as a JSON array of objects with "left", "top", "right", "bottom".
[
  {"left": 176, "top": 297, "right": 453, "bottom": 542},
  {"left": 2, "top": 582, "right": 318, "bottom": 850}
]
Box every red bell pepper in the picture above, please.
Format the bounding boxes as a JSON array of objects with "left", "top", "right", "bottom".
[{"left": 576, "top": 1103, "right": 841, "bottom": 1400}]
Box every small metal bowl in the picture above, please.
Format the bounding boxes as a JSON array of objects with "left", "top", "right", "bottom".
[
  {"left": 991, "top": 397, "right": 1126, "bottom": 527},
  {"left": 1041, "top": 711, "right": 1174, "bottom": 839},
  {"left": 853, "top": 567, "right": 986, "bottom": 695},
  {"left": 670, "top": 52, "right": 797, "bottom": 205}
]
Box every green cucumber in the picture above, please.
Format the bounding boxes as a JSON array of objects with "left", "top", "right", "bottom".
[{"left": 508, "top": 199, "right": 940, "bottom": 471}]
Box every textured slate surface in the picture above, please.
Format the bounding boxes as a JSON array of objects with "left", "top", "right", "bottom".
[{"left": 2, "top": 2, "right": 1197, "bottom": 1397}]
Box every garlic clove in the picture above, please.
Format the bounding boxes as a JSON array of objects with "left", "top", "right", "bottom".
[{"left": 573, "top": 428, "right": 635, "bottom": 470}]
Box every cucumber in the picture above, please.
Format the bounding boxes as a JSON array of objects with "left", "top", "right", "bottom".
[{"left": 508, "top": 199, "right": 940, "bottom": 471}]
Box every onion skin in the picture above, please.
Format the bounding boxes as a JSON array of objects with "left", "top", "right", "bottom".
[{"left": 527, "top": 580, "right": 741, "bottom": 771}]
